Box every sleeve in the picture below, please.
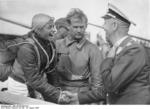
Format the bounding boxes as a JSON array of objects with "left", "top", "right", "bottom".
[
  {"left": 101, "top": 45, "right": 146, "bottom": 93},
  {"left": 17, "top": 44, "right": 60, "bottom": 103},
  {"left": 78, "top": 45, "right": 106, "bottom": 104}
]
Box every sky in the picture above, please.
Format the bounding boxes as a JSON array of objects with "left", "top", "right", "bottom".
[{"left": 0, "top": 0, "right": 149, "bottom": 42}]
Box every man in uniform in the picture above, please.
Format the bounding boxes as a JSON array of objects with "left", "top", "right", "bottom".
[
  {"left": 56, "top": 8, "right": 106, "bottom": 104},
  {"left": 101, "top": 3, "right": 150, "bottom": 104},
  {"left": 54, "top": 17, "right": 70, "bottom": 40},
  {"left": 6, "top": 13, "right": 70, "bottom": 104}
]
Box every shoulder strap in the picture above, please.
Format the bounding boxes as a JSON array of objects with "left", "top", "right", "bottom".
[{"left": 25, "top": 38, "right": 41, "bottom": 70}]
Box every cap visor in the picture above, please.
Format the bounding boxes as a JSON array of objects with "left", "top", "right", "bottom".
[{"left": 101, "top": 14, "right": 112, "bottom": 19}]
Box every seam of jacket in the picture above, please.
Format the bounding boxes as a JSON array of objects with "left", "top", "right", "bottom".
[{"left": 25, "top": 38, "right": 41, "bottom": 72}]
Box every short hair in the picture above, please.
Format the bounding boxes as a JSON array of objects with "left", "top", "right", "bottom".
[
  {"left": 66, "top": 8, "right": 88, "bottom": 25},
  {"left": 114, "top": 18, "right": 130, "bottom": 33},
  {"left": 55, "top": 17, "right": 69, "bottom": 30}
]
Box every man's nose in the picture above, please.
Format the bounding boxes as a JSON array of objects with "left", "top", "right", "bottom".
[
  {"left": 53, "top": 27, "right": 57, "bottom": 33},
  {"left": 51, "top": 28, "right": 56, "bottom": 33},
  {"left": 76, "top": 27, "right": 82, "bottom": 32}
]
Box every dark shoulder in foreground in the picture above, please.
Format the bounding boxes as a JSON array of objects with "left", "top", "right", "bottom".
[{"left": 121, "top": 40, "right": 146, "bottom": 56}]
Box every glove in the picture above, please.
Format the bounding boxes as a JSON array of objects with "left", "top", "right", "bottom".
[
  {"left": 62, "top": 91, "right": 79, "bottom": 104},
  {"left": 58, "top": 91, "right": 71, "bottom": 104}
]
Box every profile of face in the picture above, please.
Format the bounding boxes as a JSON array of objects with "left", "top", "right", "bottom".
[
  {"left": 39, "top": 21, "right": 55, "bottom": 40},
  {"left": 102, "top": 18, "right": 116, "bottom": 44},
  {"left": 70, "top": 18, "right": 87, "bottom": 41},
  {"left": 55, "top": 27, "right": 68, "bottom": 40}
]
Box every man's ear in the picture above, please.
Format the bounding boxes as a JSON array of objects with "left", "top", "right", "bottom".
[{"left": 112, "top": 21, "right": 118, "bottom": 31}]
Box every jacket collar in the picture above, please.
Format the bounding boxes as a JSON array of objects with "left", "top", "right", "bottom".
[
  {"left": 115, "top": 35, "right": 134, "bottom": 55},
  {"left": 113, "top": 35, "right": 129, "bottom": 48},
  {"left": 119, "top": 36, "right": 134, "bottom": 48}
]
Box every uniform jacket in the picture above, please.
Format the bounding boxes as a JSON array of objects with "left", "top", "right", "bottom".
[
  {"left": 101, "top": 36, "right": 150, "bottom": 104},
  {"left": 11, "top": 32, "right": 60, "bottom": 103},
  {"left": 56, "top": 36, "right": 106, "bottom": 104}
]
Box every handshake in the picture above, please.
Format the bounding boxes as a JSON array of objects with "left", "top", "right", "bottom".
[{"left": 58, "top": 91, "right": 79, "bottom": 104}]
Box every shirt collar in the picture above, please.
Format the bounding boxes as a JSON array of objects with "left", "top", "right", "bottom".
[
  {"left": 65, "top": 36, "right": 76, "bottom": 46},
  {"left": 65, "top": 36, "right": 87, "bottom": 49},
  {"left": 76, "top": 37, "right": 87, "bottom": 49}
]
